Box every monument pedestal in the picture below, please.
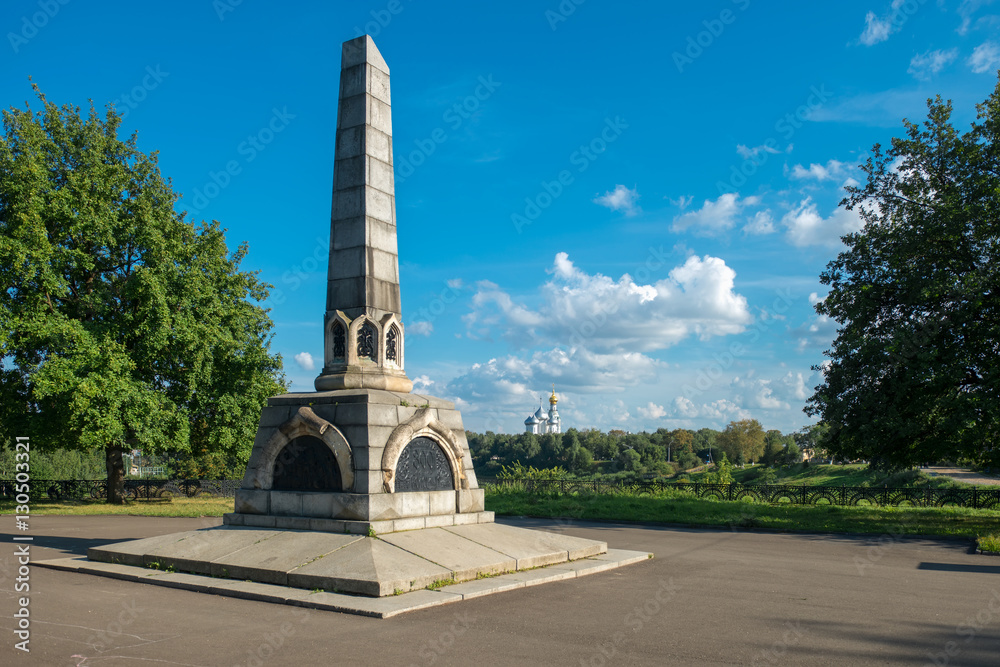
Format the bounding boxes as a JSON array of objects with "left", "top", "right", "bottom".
[{"left": 222, "top": 388, "right": 492, "bottom": 534}]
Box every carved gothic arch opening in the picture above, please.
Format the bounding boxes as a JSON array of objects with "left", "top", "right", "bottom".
[
  {"left": 380, "top": 408, "right": 466, "bottom": 493},
  {"left": 254, "top": 406, "right": 355, "bottom": 492}
]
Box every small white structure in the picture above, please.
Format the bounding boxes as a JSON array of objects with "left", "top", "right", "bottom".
[{"left": 524, "top": 386, "right": 561, "bottom": 434}]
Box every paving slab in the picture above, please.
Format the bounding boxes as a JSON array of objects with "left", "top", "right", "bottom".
[
  {"left": 301, "top": 588, "right": 464, "bottom": 618},
  {"left": 86, "top": 529, "right": 205, "bottom": 566},
  {"left": 379, "top": 527, "right": 517, "bottom": 581},
  {"left": 210, "top": 531, "right": 362, "bottom": 585},
  {"left": 434, "top": 575, "right": 525, "bottom": 600},
  {"left": 502, "top": 566, "right": 578, "bottom": 587},
  {"left": 286, "top": 536, "right": 452, "bottom": 596},
  {"left": 592, "top": 548, "right": 654, "bottom": 567},
  {"left": 443, "top": 522, "right": 606, "bottom": 568},
  {"left": 35, "top": 532, "right": 651, "bottom": 619}
]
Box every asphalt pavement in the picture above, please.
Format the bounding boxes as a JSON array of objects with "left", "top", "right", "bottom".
[{"left": 3, "top": 515, "right": 999, "bottom": 666}]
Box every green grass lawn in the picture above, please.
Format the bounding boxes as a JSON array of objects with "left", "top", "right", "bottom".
[
  {"left": 0, "top": 496, "right": 232, "bottom": 517},
  {"left": 485, "top": 488, "right": 1000, "bottom": 540},
  {"left": 681, "top": 463, "right": 980, "bottom": 489},
  {"left": 5, "top": 488, "right": 998, "bottom": 543}
]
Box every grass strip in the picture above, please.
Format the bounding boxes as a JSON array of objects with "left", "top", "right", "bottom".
[
  {"left": 4, "top": 491, "right": 998, "bottom": 543},
  {"left": 486, "top": 489, "right": 1000, "bottom": 540},
  {"left": 0, "top": 496, "right": 233, "bottom": 517},
  {"left": 978, "top": 534, "right": 1000, "bottom": 553}
]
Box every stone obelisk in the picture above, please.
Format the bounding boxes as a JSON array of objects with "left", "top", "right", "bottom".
[
  {"left": 223, "top": 35, "right": 488, "bottom": 534},
  {"left": 78, "top": 36, "right": 635, "bottom": 607},
  {"left": 315, "top": 35, "right": 412, "bottom": 393}
]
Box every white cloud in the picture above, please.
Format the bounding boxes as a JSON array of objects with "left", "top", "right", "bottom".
[
  {"left": 464, "top": 253, "right": 752, "bottom": 352},
  {"left": 637, "top": 402, "right": 667, "bottom": 420},
  {"left": 672, "top": 396, "right": 750, "bottom": 422},
  {"left": 788, "top": 159, "right": 847, "bottom": 181},
  {"left": 736, "top": 143, "right": 781, "bottom": 160},
  {"left": 958, "top": 0, "right": 998, "bottom": 35},
  {"left": 411, "top": 374, "right": 435, "bottom": 393},
  {"left": 968, "top": 40, "right": 1000, "bottom": 73},
  {"left": 793, "top": 311, "right": 839, "bottom": 351},
  {"left": 594, "top": 184, "right": 640, "bottom": 216},
  {"left": 294, "top": 352, "right": 315, "bottom": 371},
  {"left": 908, "top": 48, "right": 958, "bottom": 80},
  {"left": 408, "top": 321, "right": 434, "bottom": 336},
  {"left": 807, "top": 88, "right": 934, "bottom": 126},
  {"left": 859, "top": 10, "right": 893, "bottom": 46},
  {"left": 782, "top": 199, "right": 864, "bottom": 247},
  {"left": 743, "top": 210, "right": 776, "bottom": 235},
  {"left": 672, "top": 193, "right": 759, "bottom": 236},
  {"left": 443, "top": 348, "right": 664, "bottom": 433},
  {"left": 780, "top": 372, "right": 811, "bottom": 401},
  {"left": 669, "top": 194, "right": 693, "bottom": 210},
  {"left": 730, "top": 374, "right": 790, "bottom": 411}
]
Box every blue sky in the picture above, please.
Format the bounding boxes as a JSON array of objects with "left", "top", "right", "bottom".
[{"left": 5, "top": 0, "right": 999, "bottom": 435}]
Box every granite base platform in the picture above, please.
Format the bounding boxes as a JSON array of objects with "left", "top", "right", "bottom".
[{"left": 37, "top": 523, "right": 651, "bottom": 617}]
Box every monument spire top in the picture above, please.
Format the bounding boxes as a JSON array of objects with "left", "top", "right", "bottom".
[
  {"left": 341, "top": 34, "right": 389, "bottom": 73},
  {"left": 315, "top": 34, "right": 411, "bottom": 393}
]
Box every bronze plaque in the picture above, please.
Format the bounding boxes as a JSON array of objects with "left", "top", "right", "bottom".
[{"left": 395, "top": 437, "right": 454, "bottom": 492}]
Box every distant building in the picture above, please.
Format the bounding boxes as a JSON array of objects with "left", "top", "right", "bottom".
[{"left": 524, "top": 386, "right": 561, "bottom": 434}]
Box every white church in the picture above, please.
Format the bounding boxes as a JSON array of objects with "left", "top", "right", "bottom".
[{"left": 524, "top": 386, "right": 561, "bottom": 434}]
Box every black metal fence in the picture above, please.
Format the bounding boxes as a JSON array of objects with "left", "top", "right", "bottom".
[
  {"left": 480, "top": 478, "right": 1000, "bottom": 510},
  {"left": 0, "top": 479, "right": 241, "bottom": 501},
  {"left": 6, "top": 477, "right": 999, "bottom": 510}
]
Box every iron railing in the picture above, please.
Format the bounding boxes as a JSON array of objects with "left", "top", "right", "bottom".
[
  {"left": 479, "top": 478, "right": 1000, "bottom": 510},
  {"left": 0, "top": 479, "right": 241, "bottom": 501}
]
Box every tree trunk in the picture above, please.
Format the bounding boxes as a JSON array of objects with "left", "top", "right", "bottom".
[{"left": 106, "top": 443, "right": 125, "bottom": 505}]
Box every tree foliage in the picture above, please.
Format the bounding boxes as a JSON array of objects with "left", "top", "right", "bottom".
[
  {"left": 717, "top": 419, "right": 766, "bottom": 465},
  {"left": 0, "top": 86, "right": 286, "bottom": 501},
  {"left": 807, "top": 76, "right": 1000, "bottom": 470}
]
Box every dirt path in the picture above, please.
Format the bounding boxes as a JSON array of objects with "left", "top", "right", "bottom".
[{"left": 924, "top": 466, "right": 1000, "bottom": 485}]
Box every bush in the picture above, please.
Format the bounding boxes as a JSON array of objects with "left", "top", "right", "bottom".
[
  {"left": 743, "top": 467, "right": 778, "bottom": 484},
  {"left": 702, "top": 454, "right": 734, "bottom": 485}
]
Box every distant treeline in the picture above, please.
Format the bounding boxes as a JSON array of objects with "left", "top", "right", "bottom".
[{"left": 468, "top": 421, "right": 827, "bottom": 478}]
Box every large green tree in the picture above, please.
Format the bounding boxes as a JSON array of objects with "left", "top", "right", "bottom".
[
  {"left": 807, "top": 76, "right": 1000, "bottom": 470},
  {"left": 717, "top": 419, "right": 766, "bottom": 465},
  {"left": 0, "top": 86, "right": 286, "bottom": 502}
]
